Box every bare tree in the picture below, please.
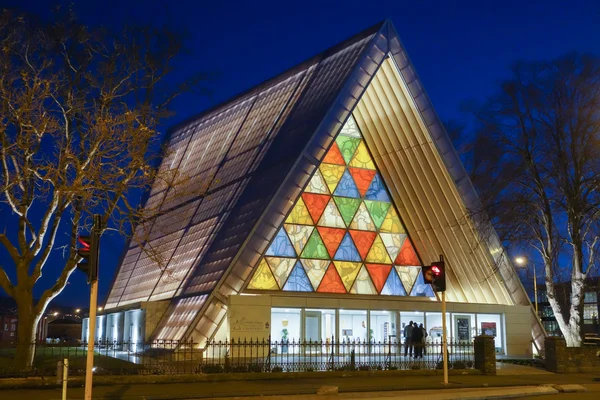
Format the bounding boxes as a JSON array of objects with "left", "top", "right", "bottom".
[
  {"left": 466, "top": 54, "right": 600, "bottom": 346},
  {"left": 0, "top": 8, "right": 204, "bottom": 367}
]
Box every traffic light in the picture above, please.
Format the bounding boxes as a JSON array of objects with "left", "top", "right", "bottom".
[
  {"left": 422, "top": 260, "right": 446, "bottom": 292},
  {"left": 76, "top": 216, "right": 100, "bottom": 284}
]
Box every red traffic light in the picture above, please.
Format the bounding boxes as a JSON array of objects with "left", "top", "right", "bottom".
[
  {"left": 78, "top": 236, "right": 91, "bottom": 250},
  {"left": 432, "top": 265, "right": 441, "bottom": 275}
]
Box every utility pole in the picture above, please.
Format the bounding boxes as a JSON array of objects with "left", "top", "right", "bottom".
[{"left": 439, "top": 255, "right": 448, "bottom": 385}]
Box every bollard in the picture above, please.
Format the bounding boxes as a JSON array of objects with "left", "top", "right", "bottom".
[{"left": 57, "top": 358, "right": 68, "bottom": 400}]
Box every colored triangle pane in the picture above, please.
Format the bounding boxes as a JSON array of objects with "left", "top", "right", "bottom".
[
  {"left": 348, "top": 230, "right": 377, "bottom": 260},
  {"left": 395, "top": 239, "right": 420, "bottom": 266},
  {"left": 333, "top": 233, "right": 361, "bottom": 262},
  {"left": 380, "top": 207, "right": 405, "bottom": 233},
  {"left": 410, "top": 271, "right": 436, "bottom": 297},
  {"left": 349, "top": 202, "right": 376, "bottom": 231},
  {"left": 284, "top": 224, "right": 314, "bottom": 255},
  {"left": 319, "top": 163, "right": 345, "bottom": 193},
  {"left": 301, "top": 259, "right": 330, "bottom": 289},
  {"left": 350, "top": 265, "right": 377, "bottom": 295},
  {"left": 379, "top": 233, "right": 407, "bottom": 262},
  {"left": 365, "top": 235, "right": 392, "bottom": 264},
  {"left": 306, "top": 170, "right": 330, "bottom": 194},
  {"left": 317, "top": 198, "right": 346, "bottom": 228},
  {"left": 285, "top": 197, "right": 312, "bottom": 225},
  {"left": 266, "top": 227, "right": 296, "bottom": 257},
  {"left": 365, "top": 264, "right": 392, "bottom": 293},
  {"left": 302, "top": 193, "right": 330, "bottom": 224},
  {"left": 265, "top": 257, "right": 296, "bottom": 288},
  {"left": 396, "top": 266, "right": 420, "bottom": 294},
  {"left": 283, "top": 261, "right": 313, "bottom": 292},
  {"left": 340, "top": 115, "right": 362, "bottom": 138},
  {"left": 323, "top": 142, "right": 345, "bottom": 165},
  {"left": 349, "top": 141, "right": 376, "bottom": 170},
  {"left": 365, "top": 173, "right": 390, "bottom": 202},
  {"left": 317, "top": 227, "right": 346, "bottom": 258},
  {"left": 300, "top": 229, "right": 329, "bottom": 259},
  {"left": 333, "top": 197, "right": 361, "bottom": 226},
  {"left": 349, "top": 167, "right": 376, "bottom": 197},
  {"left": 381, "top": 267, "right": 407, "bottom": 296},
  {"left": 247, "top": 259, "right": 279, "bottom": 290},
  {"left": 333, "top": 261, "right": 362, "bottom": 291},
  {"left": 317, "top": 263, "right": 347, "bottom": 293},
  {"left": 335, "top": 136, "right": 361, "bottom": 164},
  {"left": 333, "top": 169, "right": 360, "bottom": 198},
  {"left": 365, "top": 200, "right": 391, "bottom": 229}
]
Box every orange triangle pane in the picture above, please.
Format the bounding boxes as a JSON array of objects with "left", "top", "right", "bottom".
[
  {"left": 365, "top": 264, "right": 392, "bottom": 293},
  {"left": 349, "top": 167, "right": 376, "bottom": 197},
  {"left": 323, "top": 142, "right": 345, "bottom": 165},
  {"left": 317, "top": 227, "right": 346, "bottom": 258},
  {"left": 348, "top": 230, "right": 377, "bottom": 260},
  {"left": 317, "top": 263, "right": 347, "bottom": 293},
  {"left": 395, "top": 239, "right": 420, "bottom": 266},
  {"left": 302, "top": 193, "right": 330, "bottom": 224}
]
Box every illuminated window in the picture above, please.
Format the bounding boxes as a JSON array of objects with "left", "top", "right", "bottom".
[{"left": 247, "top": 115, "right": 434, "bottom": 298}]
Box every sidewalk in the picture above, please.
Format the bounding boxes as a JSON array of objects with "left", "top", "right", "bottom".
[{"left": 0, "top": 367, "right": 598, "bottom": 399}]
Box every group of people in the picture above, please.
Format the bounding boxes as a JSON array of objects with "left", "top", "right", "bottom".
[{"left": 403, "top": 321, "right": 427, "bottom": 358}]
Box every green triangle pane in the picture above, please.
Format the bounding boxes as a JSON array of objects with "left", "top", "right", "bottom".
[
  {"left": 335, "top": 136, "right": 361, "bottom": 164},
  {"left": 333, "top": 197, "right": 361, "bottom": 226},
  {"left": 300, "top": 229, "right": 329, "bottom": 260},
  {"left": 365, "top": 200, "right": 391, "bottom": 229}
]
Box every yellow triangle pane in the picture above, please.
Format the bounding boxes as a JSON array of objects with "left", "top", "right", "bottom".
[
  {"left": 396, "top": 265, "right": 420, "bottom": 294},
  {"left": 333, "top": 261, "right": 362, "bottom": 291},
  {"left": 284, "top": 224, "right": 314, "bottom": 255},
  {"left": 317, "top": 198, "right": 346, "bottom": 228},
  {"left": 350, "top": 265, "right": 377, "bottom": 295},
  {"left": 349, "top": 141, "right": 375, "bottom": 170},
  {"left": 380, "top": 207, "right": 405, "bottom": 233},
  {"left": 319, "top": 163, "right": 345, "bottom": 193},
  {"left": 285, "top": 197, "right": 312, "bottom": 225},
  {"left": 306, "top": 170, "right": 330, "bottom": 194},
  {"left": 349, "top": 202, "right": 376, "bottom": 231},
  {"left": 366, "top": 235, "right": 392, "bottom": 264},
  {"left": 301, "top": 259, "right": 330, "bottom": 289},
  {"left": 265, "top": 257, "right": 296, "bottom": 288},
  {"left": 247, "top": 259, "right": 278, "bottom": 290}
]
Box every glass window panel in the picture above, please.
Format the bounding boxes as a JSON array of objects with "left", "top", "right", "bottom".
[
  {"left": 365, "top": 200, "right": 391, "bottom": 229},
  {"left": 395, "top": 239, "right": 420, "bottom": 266},
  {"left": 333, "top": 170, "right": 360, "bottom": 198},
  {"left": 302, "top": 193, "right": 330, "bottom": 224},
  {"left": 349, "top": 141, "right": 376, "bottom": 170},
  {"left": 265, "top": 257, "right": 296, "bottom": 288},
  {"left": 349, "top": 202, "right": 376, "bottom": 231},
  {"left": 333, "top": 261, "right": 361, "bottom": 291},
  {"left": 349, "top": 167, "right": 376, "bottom": 197},
  {"left": 380, "top": 207, "right": 406, "bottom": 234},
  {"left": 322, "top": 142, "right": 345, "bottom": 165},
  {"left": 265, "top": 227, "right": 296, "bottom": 257},
  {"left": 333, "top": 197, "right": 361, "bottom": 226},
  {"left": 339, "top": 309, "right": 368, "bottom": 343},
  {"left": 350, "top": 266, "right": 377, "bottom": 295},
  {"left": 317, "top": 263, "right": 346, "bottom": 293},
  {"left": 282, "top": 261, "right": 313, "bottom": 292},
  {"left": 366, "top": 235, "right": 392, "bottom": 264},
  {"left": 284, "top": 224, "right": 314, "bottom": 255},
  {"left": 316, "top": 227, "right": 345, "bottom": 258},
  {"left": 348, "top": 230, "right": 377, "bottom": 259},
  {"left": 335, "top": 136, "right": 361, "bottom": 164},
  {"left": 272, "top": 308, "right": 302, "bottom": 345},
  {"left": 379, "top": 233, "right": 407, "bottom": 262},
  {"left": 319, "top": 164, "right": 345, "bottom": 193},
  {"left": 300, "top": 229, "right": 329, "bottom": 259},
  {"left": 305, "top": 170, "right": 330, "bottom": 194},
  {"left": 410, "top": 272, "right": 436, "bottom": 297},
  {"left": 365, "top": 173, "right": 391, "bottom": 202},
  {"left": 396, "top": 266, "right": 420, "bottom": 294},
  {"left": 584, "top": 292, "right": 597, "bottom": 303},
  {"left": 247, "top": 259, "right": 278, "bottom": 290},
  {"left": 300, "top": 259, "right": 329, "bottom": 290},
  {"left": 285, "top": 197, "right": 313, "bottom": 225},
  {"left": 381, "top": 268, "right": 407, "bottom": 296},
  {"left": 333, "top": 233, "right": 361, "bottom": 262},
  {"left": 365, "top": 264, "right": 392, "bottom": 293},
  {"left": 370, "top": 310, "right": 396, "bottom": 346}
]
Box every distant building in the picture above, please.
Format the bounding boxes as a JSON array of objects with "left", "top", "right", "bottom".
[
  {"left": 0, "top": 313, "right": 17, "bottom": 342},
  {"left": 47, "top": 318, "right": 82, "bottom": 342}
]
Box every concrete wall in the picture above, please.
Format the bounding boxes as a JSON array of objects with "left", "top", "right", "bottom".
[{"left": 140, "top": 300, "right": 169, "bottom": 342}]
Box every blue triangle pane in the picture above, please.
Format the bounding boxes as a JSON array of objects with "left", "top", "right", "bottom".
[
  {"left": 266, "top": 227, "right": 296, "bottom": 257},
  {"left": 410, "top": 272, "right": 436, "bottom": 297},
  {"left": 283, "top": 261, "right": 313, "bottom": 292},
  {"left": 365, "top": 173, "right": 390, "bottom": 202},
  {"left": 333, "top": 233, "right": 361, "bottom": 262},
  {"left": 333, "top": 170, "right": 360, "bottom": 198},
  {"left": 381, "top": 268, "right": 407, "bottom": 296}
]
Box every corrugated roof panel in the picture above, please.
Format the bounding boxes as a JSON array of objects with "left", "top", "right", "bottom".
[{"left": 153, "top": 295, "right": 208, "bottom": 342}]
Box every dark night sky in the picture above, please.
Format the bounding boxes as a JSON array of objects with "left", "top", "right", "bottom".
[{"left": 2, "top": 0, "right": 600, "bottom": 308}]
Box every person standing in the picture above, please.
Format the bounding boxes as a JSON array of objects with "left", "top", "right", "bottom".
[
  {"left": 403, "top": 321, "right": 413, "bottom": 357},
  {"left": 419, "top": 323, "right": 427, "bottom": 355},
  {"left": 411, "top": 323, "right": 424, "bottom": 358}
]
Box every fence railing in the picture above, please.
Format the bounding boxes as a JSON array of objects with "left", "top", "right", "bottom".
[
  {"left": 0, "top": 337, "right": 475, "bottom": 377},
  {"left": 202, "top": 337, "right": 475, "bottom": 373}
]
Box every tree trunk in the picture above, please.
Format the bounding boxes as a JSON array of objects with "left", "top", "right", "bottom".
[{"left": 15, "top": 294, "right": 39, "bottom": 369}]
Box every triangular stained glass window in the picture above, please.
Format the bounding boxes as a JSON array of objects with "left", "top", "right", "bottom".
[
  {"left": 283, "top": 261, "right": 313, "bottom": 292},
  {"left": 245, "top": 114, "right": 434, "bottom": 300},
  {"left": 266, "top": 227, "right": 296, "bottom": 257}
]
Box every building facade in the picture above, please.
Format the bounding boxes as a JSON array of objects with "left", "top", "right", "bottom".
[{"left": 89, "top": 21, "right": 545, "bottom": 357}]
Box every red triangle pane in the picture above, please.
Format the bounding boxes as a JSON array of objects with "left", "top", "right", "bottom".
[
  {"left": 317, "top": 263, "right": 347, "bottom": 293},
  {"left": 317, "top": 227, "right": 346, "bottom": 258},
  {"left": 349, "top": 167, "right": 376, "bottom": 197},
  {"left": 348, "top": 230, "right": 377, "bottom": 259},
  {"left": 395, "top": 240, "right": 420, "bottom": 266},
  {"left": 302, "top": 193, "right": 330, "bottom": 224},
  {"left": 365, "top": 264, "right": 393, "bottom": 293},
  {"left": 323, "top": 142, "right": 346, "bottom": 165}
]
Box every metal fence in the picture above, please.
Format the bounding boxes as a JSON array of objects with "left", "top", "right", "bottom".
[
  {"left": 0, "top": 337, "right": 474, "bottom": 377},
  {"left": 202, "top": 337, "right": 475, "bottom": 373}
]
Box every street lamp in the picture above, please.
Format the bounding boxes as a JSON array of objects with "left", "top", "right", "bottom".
[{"left": 515, "top": 256, "right": 538, "bottom": 318}]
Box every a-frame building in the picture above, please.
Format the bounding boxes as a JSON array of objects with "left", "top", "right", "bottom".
[{"left": 94, "top": 20, "right": 545, "bottom": 356}]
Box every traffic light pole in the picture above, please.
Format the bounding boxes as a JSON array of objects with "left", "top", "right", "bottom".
[
  {"left": 439, "top": 254, "right": 448, "bottom": 385},
  {"left": 84, "top": 215, "right": 101, "bottom": 400}
]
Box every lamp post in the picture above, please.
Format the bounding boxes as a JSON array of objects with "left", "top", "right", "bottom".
[{"left": 515, "top": 257, "right": 538, "bottom": 318}]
